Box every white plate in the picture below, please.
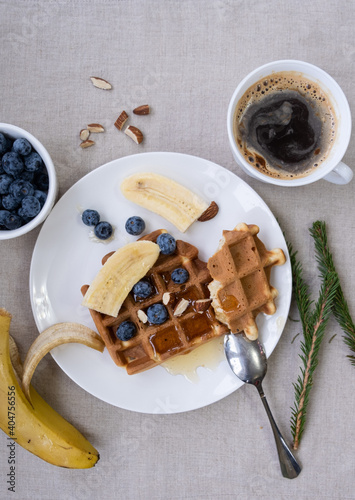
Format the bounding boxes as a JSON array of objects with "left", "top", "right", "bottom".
[{"left": 30, "top": 152, "right": 291, "bottom": 414}]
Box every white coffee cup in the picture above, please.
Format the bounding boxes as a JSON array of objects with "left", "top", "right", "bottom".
[{"left": 227, "top": 60, "right": 353, "bottom": 186}]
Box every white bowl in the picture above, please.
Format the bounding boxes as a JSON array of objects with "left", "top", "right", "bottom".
[{"left": 0, "top": 123, "right": 58, "bottom": 240}]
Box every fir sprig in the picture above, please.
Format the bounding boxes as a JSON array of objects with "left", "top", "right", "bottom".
[
  {"left": 310, "top": 221, "right": 355, "bottom": 365},
  {"left": 288, "top": 230, "right": 339, "bottom": 450}
]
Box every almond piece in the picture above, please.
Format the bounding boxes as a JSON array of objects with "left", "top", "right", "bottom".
[
  {"left": 87, "top": 123, "right": 105, "bottom": 133},
  {"left": 133, "top": 104, "right": 150, "bottom": 115},
  {"left": 90, "top": 76, "right": 112, "bottom": 90},
  {"left": 162, "top": 292, "right": 170, "bottom": 305},
  {"left": 124, "top": 125, "right": 143, "bottom": 144},
  {"left": 137, "top": 310, "right": 148, "bottom": 324},
  {"left": 194, "top": 298, "right": 212, "bottom": 313},
  {"left": 80, "top": 129, "right": 90, "bottom": 141},
  {"left": 163, "top": 292, "right": 175, "bottom": 306},
  {"left": 114, "top": 111, "right": 129, "bottom": 131},
  {"left": 174, "top": 298, "right": 189, "bottom": 316},
  {"left": 198, "top": 201, "right": 219, "bottom": 222},
  {"left": 80, "top": 140, "right": 95, "bottom": 149}
]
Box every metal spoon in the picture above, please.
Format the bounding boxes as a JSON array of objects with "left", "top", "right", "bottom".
[{"left": 224, "top": 332, "right": 301, "bottom": 479}]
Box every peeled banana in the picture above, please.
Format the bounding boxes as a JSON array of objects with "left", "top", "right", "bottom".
[
  {"left": 0, "top": 309, "right": 99, "bottom": 468},
  {"left": 120, "top": 172, "right": 209, "bottom": 232},
  {"left": 82, "top": 240, "right": 160, "bottom": 316},
  {"left": 22, "top": 323, "right": 104, "bottom": 403}
]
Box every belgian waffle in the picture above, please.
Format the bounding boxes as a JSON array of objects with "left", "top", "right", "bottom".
[
  {"left": 81, "top": 230, "right": 228, "bottom": 375},
  {"left": 207, "top": 223, "right": 286, "bottom": 340}
]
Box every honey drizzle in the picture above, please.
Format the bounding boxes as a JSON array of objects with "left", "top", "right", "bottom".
[
  {"left": 221, "top": 294, "right": 240, "bottom": 312},
  {"left": 161, "top": 336, "right": 225, "bottom": 383}
]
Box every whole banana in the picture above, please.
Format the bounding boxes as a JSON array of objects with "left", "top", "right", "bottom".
[{"left": 0, "top": 309, "right": 99, "bottom": 468}]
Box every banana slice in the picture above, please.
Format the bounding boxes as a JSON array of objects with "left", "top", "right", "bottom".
[
  {"left": 22, "top": 323, "right": 104, "bottom": 403},
  {"left": 82, "top": 240, "right": 160, "bottom": 316},
  {"left": 121, "top": 172, "right": 209, "bottom": 232}
]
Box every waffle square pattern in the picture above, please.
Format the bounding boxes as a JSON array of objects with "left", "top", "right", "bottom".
[{"left": 207, "top": 223, "right": 286, "bottom": 340}]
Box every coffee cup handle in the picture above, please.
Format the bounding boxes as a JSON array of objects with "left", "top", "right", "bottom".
[{"left": 323, "top": 162, "right": 353, "bottom": 185}]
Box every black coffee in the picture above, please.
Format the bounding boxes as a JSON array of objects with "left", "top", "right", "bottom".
[{"left": 234, "top": 72, "right": 336, "bottom": 179}]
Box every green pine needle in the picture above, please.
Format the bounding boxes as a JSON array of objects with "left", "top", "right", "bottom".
[
  {"left": 311, "top": 221, "right": 355, "bottom": 365},
  {"left": 288, "top": 226, "right": 339, "bottom": 449}
]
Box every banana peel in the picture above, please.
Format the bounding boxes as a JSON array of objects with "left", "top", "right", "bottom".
[
  {"left": 21, "top": 322, "right": 104, "bottom": 404},
  {"left": 0, "top": 309, "right": 99, "bottom": 468}
]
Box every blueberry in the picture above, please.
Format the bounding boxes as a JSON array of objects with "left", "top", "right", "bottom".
[
  {"left": 12, "top": 138, "right": 32, "bottom": 157},
  {"left": 125, "top": 216, "right": 145, "bottom": 236},
  {"left": 4, "top": 213, "right": 22, "bottom": 230},
  {"left": 94, "top": 221, "right": 113, "bottom": 240},
  {"left": 18, "top": 196, "right": 41, "bottom": 219},
  {"left": 0, "top": 174, "right": 14, "bottom": 195},
  {"left": 82, "top": 209, "right": 100, "bottom": 226},
  {"left": 146, "top": 303, "right": 168, "bottom": 325},
  {"left": 156, "top": 233, "right": 176, "bottom": 255},
  {"left": 0, "top": 133, "right": 8, "bottom": 155},
  {"left": 35, "top": 171, "right": 49, "bottom": 190},
  {"left": 2, "top": 152, "right": 24, "bottom": 177},
  {"left": 9, "top": 179, "right": 34, "bottom": 201},
  {"left": 24, "top": 152, "right": 43, "bottom": 173},
  {"left": 171, "top": 267, "right": 189, "bottom": 284},
  {"left": 0, "top": 134, "right": 48, "bottom": 230},
  {"left": 116, "top": 321, "right": 137, "bottom": 341},
  {"left": 2, "top": 194, "right": 20, "bottom": 211},
  {"left": 0, "top": 210, "right": 11, "bottom": 227},
  {"left": 34, "top": 189, "right": 47, "bottom": 207},
  {"left": 132, "top": 280, "right": 154, "bottom": 299}
]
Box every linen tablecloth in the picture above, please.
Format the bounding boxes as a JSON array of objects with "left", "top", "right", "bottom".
[{"left": 0, "top": 1, "right": 354, "bottom": 499}]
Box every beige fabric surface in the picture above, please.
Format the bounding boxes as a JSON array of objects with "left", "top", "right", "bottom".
[{"left": 0, "top": 1, "right": 355, "bottom": 499}]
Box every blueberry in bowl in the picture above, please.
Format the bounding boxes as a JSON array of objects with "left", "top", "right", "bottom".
[
  {"left": 2, "top": 152, "right": 24, "bottom": 177},
  {"left": 0, "top": 123, "right": 57, "bottom": 240},
  {"left": 9, "top": 179, "right": 35, "bottom": 200},
  {"left": 0, "top": 210, "right": 22, "bottom": 230},
  {"left": 18, "top": 196, "right": 42, "bottom": 219},
  {"left": 24, "top": 152, "right": 43, "bottom": 173},
  {"left": 0, "top": 174, "right": 14, "bottom": 195},
  {"left": 12, "top": 138, "right": 32, "bottom": 156}
]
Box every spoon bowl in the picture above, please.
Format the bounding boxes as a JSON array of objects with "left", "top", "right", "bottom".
[
  {"left": 224, "top": 332, "right": 302, "bottom": 479},
  {"left": 225, "top": 332, "right": 267, "bottom": 384}
]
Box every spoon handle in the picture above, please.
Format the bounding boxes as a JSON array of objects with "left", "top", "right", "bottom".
[{"left": 256, "top": 384, "right": 301, "bottom": 479}]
